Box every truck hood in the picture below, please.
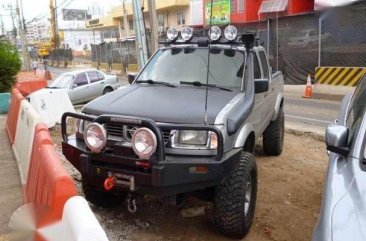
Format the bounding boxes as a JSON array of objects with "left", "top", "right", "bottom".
[{"left": 82, "top": 85, "right": 239, "bottom": 124}]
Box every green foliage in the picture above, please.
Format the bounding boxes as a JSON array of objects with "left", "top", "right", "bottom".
[{"left": 0, "top": 40, "right": 21, "bottom": 93}]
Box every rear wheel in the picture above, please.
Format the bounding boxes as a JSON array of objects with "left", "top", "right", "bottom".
[
  {"left": 103, "top": 87, "right": 113, "bottom": 95},
  {"left": 82, "top": 179, "right": 127, "bottom": 208},
  {"left": 263, "top": 105, "right": 284, "bottom": 156},
  {"left": 213, "top": 152, "right": 257, "bottom": 238}
]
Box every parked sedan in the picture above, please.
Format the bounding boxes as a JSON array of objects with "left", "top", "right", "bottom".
[
  {"left": 48, "top": 69, "right": 120, "bottom": 104},
  {"left": 312, "top": 74, "right": 366, "bottom": 241}
]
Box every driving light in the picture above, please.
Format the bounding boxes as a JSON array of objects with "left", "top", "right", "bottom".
[
  {"left": 132, "top": 128, "right": 157, "bottom": 159},
  {"left": 209, "top": 26, "right": 221, "bottom": 41},
  {"left": 224, "top": 25, "right": 238, "bottom": 41},
  {"left": 178, "top": 130, "right": 208, "bottom": 146},
  {"left": 167, "top": 27, "right": 179, "bottom": 41},
  {"left": 181, "top": 27, "right": 193, "bottom": 41},
  {"left": 84, "top": 123, "right": 107, "bottom": 153}
]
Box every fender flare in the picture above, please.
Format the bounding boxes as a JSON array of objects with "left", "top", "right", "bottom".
[
  {"left": 234, "top": 123, "right": 255, "bottom": 148},
  {"left": 271, "top": 93, "right": 284, "bottom": 121}
]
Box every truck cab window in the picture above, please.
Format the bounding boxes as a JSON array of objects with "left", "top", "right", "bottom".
[{"left": 259, "top": 51, "right": 269, "bottom": 79}]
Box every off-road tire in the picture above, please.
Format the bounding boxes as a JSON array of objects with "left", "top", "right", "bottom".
[
  {"left": 82, "top": 180, "right": 127, "bottom": 208},
  {"left": 263, "top": 106, "right": 284, "bottom": 156},
  {"left": 213, "top": 152, "right": 258, "bottom": 238},
  {"left": 103, "top": 87, "right": 113, "bottom": 95}
]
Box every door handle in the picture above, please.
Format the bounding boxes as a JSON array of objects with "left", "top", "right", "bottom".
[{"left": 100, "top": 82, "right": 105, "bottom": 84}]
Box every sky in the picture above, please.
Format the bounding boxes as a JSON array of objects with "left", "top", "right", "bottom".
[{"left": 0, "top": 0, "right": 359, "bottom": 31}]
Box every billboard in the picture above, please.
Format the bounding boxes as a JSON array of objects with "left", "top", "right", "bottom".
[{"left": 205, "top": 0, "right": 230, "bottom": 25}]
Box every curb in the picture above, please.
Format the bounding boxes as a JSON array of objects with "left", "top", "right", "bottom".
[{"left": 285, "top": 127, "right": 324, "bottom": 142}]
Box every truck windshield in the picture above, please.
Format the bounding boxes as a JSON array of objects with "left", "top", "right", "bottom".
[
  {"left": 49, "top": 74, "right": 73, "bottom": 88},
  {"left": 137, "top": 48, "right": 246, "bottom": 89}
]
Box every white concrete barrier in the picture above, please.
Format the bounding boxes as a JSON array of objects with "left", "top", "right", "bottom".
[
  {"left": 38, "top": 196, "right": 109, "bottom": 241},
  {"left": 12, "top": 100, "right": 41, "bottom": 185},
  {"left": 28, "top": 88, "right": 75, "bottom": 128}
]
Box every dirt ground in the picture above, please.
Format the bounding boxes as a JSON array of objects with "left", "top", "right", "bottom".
[{"left": 51, "top": 126, "right": 328, "bottom": 241}]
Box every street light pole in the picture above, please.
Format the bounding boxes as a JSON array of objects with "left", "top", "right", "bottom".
[
  {"left": 16, "top": 0, "right": 30, "bottom": 70},
  {"left": 147, "top": 0, "right": 158, "bottom": 52}
]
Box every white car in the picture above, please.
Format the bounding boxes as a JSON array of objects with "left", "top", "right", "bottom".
[{"left": 48, "top": 69, "right": 120, "bottom": 104}]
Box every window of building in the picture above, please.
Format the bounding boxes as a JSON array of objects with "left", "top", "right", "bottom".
[
  {"left": 129, "top": 20, "right": 134, "bottom": 30},
  {"left": 238, "top": 0, "right": 244, "bottom": 13},
  {"left": 238, "top": 0, "right": 245, "bottom": 13},
  {"left": 177, "top": 11, "right": 185, "bottom": 25},
  {"left": 158, "top": 14, "right": 164, "bottom": 27},
  {"left": 231, "top": 0, "right": 235, "bottom": 13}
]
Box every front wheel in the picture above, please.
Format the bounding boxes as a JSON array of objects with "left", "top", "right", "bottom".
[
  {"left": 103, "top": 87, "right": 113, "bottom": 95},
  {"left": 213, "top": 152, "right": 258, "bottom": 238}
]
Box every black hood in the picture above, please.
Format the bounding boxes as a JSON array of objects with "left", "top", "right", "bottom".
[{"left": 82, "top": 85, "right": 238, "bottom": 124}]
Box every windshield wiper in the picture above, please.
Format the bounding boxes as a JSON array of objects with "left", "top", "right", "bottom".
[
  {"left": 135, "top": 79, "right": 177, "bottom": 88},
  {"left": 180, "top": 81, "right": 232, "bottom": 92}
]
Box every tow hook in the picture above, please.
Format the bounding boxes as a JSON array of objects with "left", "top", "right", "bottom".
[
  {"left": 127, "top": 193, "right": 137, "bottom": 213},
  {"left": 104, "top": 174, "right": 115, "bottom": 191}
]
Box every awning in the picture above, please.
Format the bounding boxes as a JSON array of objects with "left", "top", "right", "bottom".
[{"left": 258, "top": 0, "right": 288, "bottom": 14}]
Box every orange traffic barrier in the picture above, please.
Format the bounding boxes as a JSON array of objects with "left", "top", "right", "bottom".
[
  {"left": 6, "top": 88, "right": 25, "bottom": 144},
  {"left": 25, "top": 123, "right": 77, "bottom": 227},
  {"left": 44, "top": 70, "right": 52, "bottom": 80},
  {"left": 303, "top": 74, "right": 313, "bottom": 98},
  {"left": 16, "top": 71, "right": 48, "bottom": 96}
]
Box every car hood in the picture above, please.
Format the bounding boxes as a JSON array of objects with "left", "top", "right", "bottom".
[{"left": 82, "top": 85, "right": 239, "bottom": 124}]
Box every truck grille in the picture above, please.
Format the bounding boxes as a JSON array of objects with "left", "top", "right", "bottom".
[{"left": 104, "top": 123, "right": 171, "bottom": 145}]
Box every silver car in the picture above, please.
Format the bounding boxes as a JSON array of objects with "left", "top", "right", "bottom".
[
  {"left": 48, "top": 69, "right": 120, "bottom": 104},
  {"left": 312, "top": 74, "right": 366, "bottom": 241}
]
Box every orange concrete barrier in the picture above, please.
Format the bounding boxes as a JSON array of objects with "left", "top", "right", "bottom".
[
  {"left": 6, "top": 88, "right": 24, "bottom": 144},
  {"left": 25, "top": 123, "right": 77, "bottom": 227},
  {"left": 16, "top": 71, "right": 48, "bottom": 96}
]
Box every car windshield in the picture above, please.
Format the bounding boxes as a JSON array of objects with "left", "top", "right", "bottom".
[
  {"left": 49, "top": 74, "right": 73, "bottom": 88},
  {"left": 136, "top": 48, "right": 246, "bottom": 89}
]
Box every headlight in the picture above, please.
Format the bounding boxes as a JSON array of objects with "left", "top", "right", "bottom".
[
  {"left": 224, "top": 25, "right": 238, "bottom": 41},
  {"left": 181, "top": 27, "right": 193, "bottom": 41},
  {"left": 78, "top": 119, "right": 92, "bottom": 133},
  {"left": 173, "top": 130, "right": 218, "bottom": 149},
  {"left": 84, "top": 123, "right": 107, "bottom": 153},
  {"left": 209, "top": 26, "right": 221, "bottom": 41},
  {"left": 178, "top": 130, "right": 208, "bottom": 146},
  {"left": 131, "top": 128, "right": 157, "bottom": 159}
]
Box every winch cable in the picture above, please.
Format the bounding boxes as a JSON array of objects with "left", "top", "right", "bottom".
[{"left": 204, "top": 0, "right": 214, "bottom": 125}]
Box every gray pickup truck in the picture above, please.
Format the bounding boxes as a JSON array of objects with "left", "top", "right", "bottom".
[{"left": 61, "top": 26, "right": 284, "bottom": 238}]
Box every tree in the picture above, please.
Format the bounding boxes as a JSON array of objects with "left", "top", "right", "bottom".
[{"left": 0, "top": 40, "right": 21, "bottom": 93}]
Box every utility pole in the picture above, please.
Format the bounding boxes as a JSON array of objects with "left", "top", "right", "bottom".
[
  {"left": 132, "top": 0, "right": 148, "bottom": 68},
  {"left": 147, "top": 0, "right": 158, "bottom": 52},
  {"left": 16, "top": 0, "right": 30, "bottom": 70},
  {"left": 123, "top": 0, "right": 130, "bottom": 38},
  {"left": 4, "top": 4, "right": 17, "bottom": 44},
  {"left": 0, "top": 14, "right": 5, "bottom": 36}
]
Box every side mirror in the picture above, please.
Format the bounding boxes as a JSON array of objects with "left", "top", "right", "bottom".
[
  {"left": 325, "top": 124, "right": 349, "bottom": 156},
  {"left": 255, "top": 79, "right": 269, "bottom": 94},
  {"left": 71, "top": 84, "right": 77, "bottom": 89},
  {"left": 128, "top": 74, "right": 136, "bottom": 84}
]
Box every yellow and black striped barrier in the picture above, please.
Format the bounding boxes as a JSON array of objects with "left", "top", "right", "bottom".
[
  {"left": 315, "top": 67, "right": 366, "bottom": 87},
  {"left": 127, "top": 64, "right": 139, "bottom": 73}
]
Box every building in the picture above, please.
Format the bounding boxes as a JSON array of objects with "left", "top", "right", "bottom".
[
  {"left": 58, "top": 8, "right": 101, "bottom": 51},
  {"left": 86, "top": 0, "right": 193, "bottom": 42},
  {"left": 26, "top": 21, "right": 50, "bottom": 41}
]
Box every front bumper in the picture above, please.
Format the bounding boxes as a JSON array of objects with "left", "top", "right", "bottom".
[{"left": 61, "top": 112, "right": 240, "bottom": 195}]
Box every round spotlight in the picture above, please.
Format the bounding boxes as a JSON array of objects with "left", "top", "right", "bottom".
[
  {"left": 131, "top": 128, "right": 157, "bottom": 159},
  {"left": 209, "top": 26, "right": 222, "bottom": 41},
  {"left": 224, "top": 25, "right": 238, "bottom": 41},
  {"left": 167, "top": 27, "right": 179, "bottom": 41},
  {"left": 181, "top": 27, "right": 193, "bottom": 41},
  {"left": 84, "top": 123, "right": 107, "bottom": 153}
]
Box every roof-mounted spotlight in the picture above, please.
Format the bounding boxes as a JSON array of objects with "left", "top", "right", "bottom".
[
  {"left": 209, "top": 26, "right": 221, "bottom": 42},
  {"left": 224, "top": 25, "right": 238, "bottom": 41},
  {"left": 181, "top": 27, "right": 193, "bottom": 42},
  {"left": 167, "top": 27, "right": 179, "bottom": 42}
]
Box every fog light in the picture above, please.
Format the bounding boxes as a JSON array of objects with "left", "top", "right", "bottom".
[{"left": 131, "top": 128, "right": 157, "bottom": 159}]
